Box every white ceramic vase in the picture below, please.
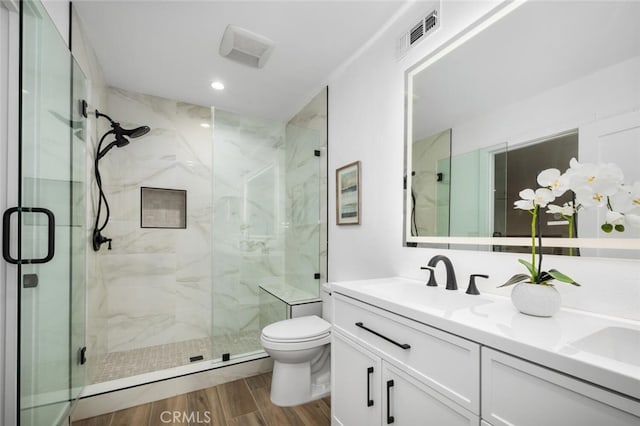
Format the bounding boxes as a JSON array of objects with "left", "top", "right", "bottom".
[{"left": 511, "top": 282, "right": 561, "bottom": 317}]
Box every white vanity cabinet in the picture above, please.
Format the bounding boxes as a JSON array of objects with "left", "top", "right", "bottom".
[
  {"left": 331, "top": 279, "right": 640, "bottom": 426},
  {"left": 481, "top": 348, "right": 640, "bottom": 426},
  {"left": 332, "top": 294, "right": 480, "bottom": 426}
]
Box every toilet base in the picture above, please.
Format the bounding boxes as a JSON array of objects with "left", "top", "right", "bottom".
[{"left": 269, "top": 358, "right": 330, "bottom": 407}]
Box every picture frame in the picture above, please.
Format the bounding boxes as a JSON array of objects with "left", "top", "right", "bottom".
[{"left": 336, "top": 161, "right": 360, "bottom": 225}]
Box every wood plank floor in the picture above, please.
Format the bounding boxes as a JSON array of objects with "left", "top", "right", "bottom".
[{"left": 73, "top": 373, "right": 331, "bottom": 426}]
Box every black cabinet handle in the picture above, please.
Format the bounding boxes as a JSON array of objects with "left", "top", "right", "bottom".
[
  {"left": 355, "top": 322, "right": 411, "bottom": 350},
  {"left": 366, "top": 366, "right": 374, "bottom": 407},
  {"left": 3, "top": 207, "right": 55, "bottom": 265},
  {"left": 386, "top": 379, "right": 395, "bottom": 424}
]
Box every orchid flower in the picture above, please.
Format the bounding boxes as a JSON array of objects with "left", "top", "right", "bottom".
[
  {"left": 567, "top": 158, "right": 623, "bottom": 208},
  {"left": 546, "top": 201, "right": 576, "bottom": 217},
  {"left": 537, "top": 168, "right": 570, "bottom": 197},
  {"left": 514, "top": 188, "right": 555, "bottom": 210}
]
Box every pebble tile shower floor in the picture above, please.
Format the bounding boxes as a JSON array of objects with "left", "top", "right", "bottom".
[{"left": 92, "top": 331, "right": 262, "bottom": 383}]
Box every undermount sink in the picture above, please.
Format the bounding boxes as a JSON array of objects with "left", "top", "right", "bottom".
[
  {"left": 361, "top": 279, "right": 494, "bottom": 312},
  {"left": 569, "top": 326, "right": 640, "bottom": 367}
]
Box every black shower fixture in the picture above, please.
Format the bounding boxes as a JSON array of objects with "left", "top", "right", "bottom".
[
  {"left": 95, "top": 111, "right": 150, "bottom": 159},
  {"left": 93, "top": 110, "right": 150, "bottom": 251}
]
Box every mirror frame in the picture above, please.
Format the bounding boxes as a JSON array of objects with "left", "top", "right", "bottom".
[{"left": 403, "top": 1, "right": 640, "bottom": 252}]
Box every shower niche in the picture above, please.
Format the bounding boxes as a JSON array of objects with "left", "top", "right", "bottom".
[{"left": 140, "top": 187, "right": 187, "bottom": 229}]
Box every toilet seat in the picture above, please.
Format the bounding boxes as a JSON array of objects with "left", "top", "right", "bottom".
[
  {"left": 262, "top": 315, "right": 331, "bottom": 342},
  {"left": 261, "top": 332, "right": 331, "bottom": 352}
]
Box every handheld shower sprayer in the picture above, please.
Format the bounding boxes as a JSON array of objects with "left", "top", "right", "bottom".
[
  {"left": 93, "top": 109, "right": 151, "bottom": 251},
  {"left": 95, "top": 111, "right": 150, "bottom": 159}
]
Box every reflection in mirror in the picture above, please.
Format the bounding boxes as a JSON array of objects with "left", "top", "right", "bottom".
[
  {"left": 410, "top": 129, "right": 450, "bottom": 236},
  {"left": 405, "top": 0, "right": 640, "bottom": 256},
  {"left": 449, "top": 142, "right": 505, "bottom": 239},
  {"left": 494, "top": 132, "right": 578, "bottom": 255}
]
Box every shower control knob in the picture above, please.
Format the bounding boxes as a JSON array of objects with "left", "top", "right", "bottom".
[{"left": 92, "top": 230, "right": 113, "bottom": 251}]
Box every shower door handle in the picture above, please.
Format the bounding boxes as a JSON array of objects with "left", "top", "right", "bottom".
[{"left": 3, "top": 207, "right": 56, "bottom": 264}]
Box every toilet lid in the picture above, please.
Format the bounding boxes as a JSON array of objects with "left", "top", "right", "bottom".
[{"left": 262, "top": 315, "right": 331, "bottom": 341}]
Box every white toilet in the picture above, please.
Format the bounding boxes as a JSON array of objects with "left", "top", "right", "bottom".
[{"left": 260, "top": 284, "right": 332, "bottom": 407}]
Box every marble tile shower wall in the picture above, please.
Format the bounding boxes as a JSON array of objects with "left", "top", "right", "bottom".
[
  {"left": 98, "top": 88, "right": 213, "bottom": 353},
  {"left": 212, "top": 110, "right": 286, "bottom": 350},
  {"left": 285, "top": 89, "right": 328, "bottom": 296}
]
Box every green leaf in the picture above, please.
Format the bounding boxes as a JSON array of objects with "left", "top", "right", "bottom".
[
  {"left": 498, "top": 274, "right": 530, "bottom": 288},
  {"left": 548, "top": 269, "right": 581, "bottom": 286},
  {"left": 518, "top": 258, "right": 536, "bottom": 277},
  {"left": 601, "top": 223, "right": 613, "bottom": 233}
]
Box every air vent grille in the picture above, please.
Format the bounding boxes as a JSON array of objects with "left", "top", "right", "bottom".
[
  {"left": 424, "top": 12, "right": 437, "bottom": 33},
  {"left": 410, "top": 22, "right": 424, "bottom": 44},
  {"left": 397, "top": 6, "right": 440, "bottom": 59}
]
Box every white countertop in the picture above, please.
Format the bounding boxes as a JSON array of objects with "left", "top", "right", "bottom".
[{"left": 331, "top": 277, "right": 640, "bottom": 401}]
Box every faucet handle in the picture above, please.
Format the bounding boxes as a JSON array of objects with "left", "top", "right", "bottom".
[
  {"left": 420, "top": 266, "right": 437, "bottom": 287},
  {"left": 466, "top": 274, "right": 489, "bottom": 295}
]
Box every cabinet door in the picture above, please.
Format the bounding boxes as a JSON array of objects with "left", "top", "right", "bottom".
[
  {"left": 382, "top": 363, "right": 479, "bottom": 426},
  {"left": 332, "top": 332, "right": 381, "bottom": 426},
  {"left": 482, "top": 348, "right": 640, "bottom": 426}
]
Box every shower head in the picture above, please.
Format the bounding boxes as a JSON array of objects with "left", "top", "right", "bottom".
[
  {"left": 95, "top": 110, "right": 150, "bottom": 138},
  {"left": 95, "top": 110, "right": 151, "bottom": 160},
  {"left": 119, "top": 125, "right": 150, "bottom": 139}
]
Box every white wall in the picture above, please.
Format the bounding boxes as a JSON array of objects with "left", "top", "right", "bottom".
[{"left": 327, "top": 0, "right": 640, "bottom": 320}]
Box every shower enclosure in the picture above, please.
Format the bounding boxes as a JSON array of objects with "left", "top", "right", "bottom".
[{"left": 84, "top": 84, "right": 328, "bottom": 387}]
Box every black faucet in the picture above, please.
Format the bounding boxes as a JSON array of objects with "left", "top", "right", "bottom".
[{"left": 421, "top": 255, "right": 457, "bottom": 290}]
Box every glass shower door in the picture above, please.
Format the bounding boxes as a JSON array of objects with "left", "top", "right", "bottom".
[{"left": 13, "top": 0, "right": 86, "bottom": 424}]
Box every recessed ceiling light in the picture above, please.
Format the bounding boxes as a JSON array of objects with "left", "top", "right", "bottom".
[
  {"left": 200, "top": 123, "right": 211, "bottom": 128},
  {"left": 211, "top": 81, "right": 225, "bottom": 91}
]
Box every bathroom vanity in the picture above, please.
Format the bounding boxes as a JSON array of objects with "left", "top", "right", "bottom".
[{"left": 330, "top": 277, "right": 640, "bottom": 426}]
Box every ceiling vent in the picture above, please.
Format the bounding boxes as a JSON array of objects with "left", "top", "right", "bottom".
[
  {"left": 219, "top": 25, "right": 275, "bottom": 69},
  {"left": 397, "top": 7, "right": 440, "bottom": 59}
]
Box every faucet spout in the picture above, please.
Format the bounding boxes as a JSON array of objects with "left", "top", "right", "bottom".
[{"left": 427, "top": 255, "right": 458, "bottom": 290}]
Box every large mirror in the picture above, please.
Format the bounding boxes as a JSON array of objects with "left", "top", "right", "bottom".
[{"left": 405, "top": 0, "right": 640, "bottom": 257}]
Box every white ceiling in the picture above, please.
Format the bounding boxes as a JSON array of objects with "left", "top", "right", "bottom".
[{"left": 73, "top": 0, "right": 407, "bottom": 122}]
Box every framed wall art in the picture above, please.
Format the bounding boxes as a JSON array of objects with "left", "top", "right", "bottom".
[{"left": 336, "top": 161, "right": 360, "bottom": 225}]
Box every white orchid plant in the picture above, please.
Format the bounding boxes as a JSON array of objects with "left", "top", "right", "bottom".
[{"left": 500, "top": 157, "right": 640, "bottom": 288}]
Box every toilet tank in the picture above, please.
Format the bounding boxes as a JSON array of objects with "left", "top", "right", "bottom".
[{"left": 321, "top": 283, "right": 333, "bottom": 323}]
